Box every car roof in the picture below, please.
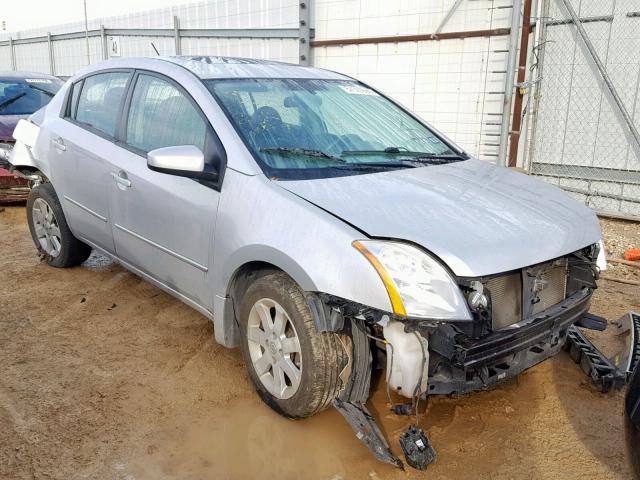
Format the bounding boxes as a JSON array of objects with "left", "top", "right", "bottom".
[
  {"left": 74, "top": 56, "right": 351, "bottom": 81},
  {"left": 0, "top": 71, "right": 62, "bottom": 81},
  {"left": 161, "top": 56, "right": 350, "bottom": 80}
]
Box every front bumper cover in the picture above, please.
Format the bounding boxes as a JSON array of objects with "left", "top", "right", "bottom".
[{"left": 425, "top": 288, "right": 592, "bottom": 394}]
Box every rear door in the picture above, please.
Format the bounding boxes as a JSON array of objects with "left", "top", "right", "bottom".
[
  {"left": 107, "top": 71, "right": 223, "bottom": 310},
  {"left": 48, "top": 70, "right": 132, "bottom": 252}
]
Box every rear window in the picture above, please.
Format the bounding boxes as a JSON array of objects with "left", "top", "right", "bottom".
[
  {"left": 74, "top": 72, "right": 130, "bottom": 138},
  {"left": 0, "top": 77, "right": 63, "bottom": 116}
]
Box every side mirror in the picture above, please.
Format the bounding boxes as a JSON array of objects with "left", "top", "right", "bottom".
[{"left": 147, "top": 145, "right": 218, "bottom": 181}]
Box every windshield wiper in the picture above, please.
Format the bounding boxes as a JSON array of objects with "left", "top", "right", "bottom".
[
  {"left": 334, "top": 161, "right": 414, "bottom": 170},
  {"left": 27, "top": 84, "right": 55, "bottom": 97},
  {"left": 260, "top": 147, "right": 346, "bottom": 163},
  {"left": 341, "top": 148, "right": 423, "bottom": 156},
  {"left": 0, "top": 92, "right": 26, "bottom": 111},
  {"left": 410, "top": 153, "right": 467, "bottom": 163}
]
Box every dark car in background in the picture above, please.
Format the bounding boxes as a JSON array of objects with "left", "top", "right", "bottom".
[
  {"left": 628, "top": 364, "right": 640, "bottom": 478},
  {"left": 0, "top": 71, "right": 63, "bottom": 162},
  {"left": 0, "top": 71, "right": 63, "bottom": 202}
]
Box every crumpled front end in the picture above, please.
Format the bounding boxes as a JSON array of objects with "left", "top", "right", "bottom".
[{"left": 417, "top": 243, "right": 600, "bottom": 394}]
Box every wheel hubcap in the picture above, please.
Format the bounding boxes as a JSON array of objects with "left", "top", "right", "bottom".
[
  {"left": 247, "top": 298, "right": 302, "bottom": 400},
  {"left": 32, "top": 198, "right": 62, "bottom": 257}
]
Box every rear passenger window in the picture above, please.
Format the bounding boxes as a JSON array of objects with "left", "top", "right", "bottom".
[
  {"left": 125, "top": 74, "right": 207, "bottom": 153},
  {"left": 75, "top": 72, "right": 130, "bottom": 138}
]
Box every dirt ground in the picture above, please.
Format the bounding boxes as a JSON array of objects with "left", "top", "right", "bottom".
[{"left": 1, "top": 205, "right": 639, "bottom": 480}]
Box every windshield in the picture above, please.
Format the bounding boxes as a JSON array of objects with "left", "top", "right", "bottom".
[
  {"left": 0, "top": 77, "right": 63, "bottom": 115},
  {"left": 206, "top": 78, "right": 466, "bottom": 179}
]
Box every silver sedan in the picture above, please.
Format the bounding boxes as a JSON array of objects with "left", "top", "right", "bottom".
[{"left": 10, "top": 56, "right": 606, "bottom": 467}]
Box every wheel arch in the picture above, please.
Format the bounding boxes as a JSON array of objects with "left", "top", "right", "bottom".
[{"left": 213, "top": 246, "right": 319, "bottom": 348}]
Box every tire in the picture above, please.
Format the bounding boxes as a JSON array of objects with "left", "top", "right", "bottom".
[
  {"left": 238, "top": 271, "right": 347, "bottom": 419},
  {"left": 26, "top": 182, "right": 92, "bottom": 267}
]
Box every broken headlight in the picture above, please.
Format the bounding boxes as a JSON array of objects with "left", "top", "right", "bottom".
[{"left": 353, "top": 240, "right": 471, "bottom": 320}]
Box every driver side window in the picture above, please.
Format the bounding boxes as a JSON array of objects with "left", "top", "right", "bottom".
[{"left": 125, "top": 74, "right": 207, "bottom": 154}]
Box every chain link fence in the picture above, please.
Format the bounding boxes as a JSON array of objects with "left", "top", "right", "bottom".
[{"left": 529, "top": 0, "right": 640, "bottom": 219}]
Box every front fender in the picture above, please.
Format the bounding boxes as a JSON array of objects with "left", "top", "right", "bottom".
[{"left": 211, "top": 170, "right": 392, "bottom": 347}]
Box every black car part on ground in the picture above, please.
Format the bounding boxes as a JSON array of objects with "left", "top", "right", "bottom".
[
  {"left": 626, "top": 363, "right": 640, "bottom": 479},
  {"left": 331, "top": 318, "right": 404, "bottom": 469},
  {"left": 613, "top": 312, "right": 640, "bottom": 375},
  {"left": 564, "top": 324, "right": 628, "bottom": 393},
  {"left": 563, "top": 311, "right": 640, "bottom": 393},
  {"left": 399, "top": 425, "right": 437, "bottom": 470}
]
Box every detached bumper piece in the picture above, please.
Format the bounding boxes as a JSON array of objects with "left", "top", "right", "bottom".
[
  {"left": 333, "top": 319, "right": 404, "bottom": 469},
  {"left": 564, "top": 325, "right": 626, "bottom": 392},
  {"left": 564, "top": 312, "right": 640, "bottom": 393},
  {"left": 333, "top": 399, "right": 403, "bottom": 469}
]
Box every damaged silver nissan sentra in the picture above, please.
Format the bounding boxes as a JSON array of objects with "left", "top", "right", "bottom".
[{"left": 9, "top": 56, "right": 608, "bottom": 469}]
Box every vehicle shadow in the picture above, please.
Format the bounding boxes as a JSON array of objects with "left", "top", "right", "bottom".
[{"left": 551, "top": 339, "right": 633, "bottom": 479}]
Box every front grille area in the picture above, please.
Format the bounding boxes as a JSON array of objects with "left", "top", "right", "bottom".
[{"left": 485, "top": 259, "right": 568, "bottom": 331}]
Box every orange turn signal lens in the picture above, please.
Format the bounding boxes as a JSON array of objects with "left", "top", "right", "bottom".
[{"left": 352, "top": 240, "right": 407, "bottom": 317}]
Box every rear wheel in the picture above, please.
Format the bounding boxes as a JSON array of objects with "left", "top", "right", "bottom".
[
  {"left": 238, "top": 271, "right": 347, "bottom": 418},
  {"left": 26, "top": 182, "right": 91, "bottom": 267}
]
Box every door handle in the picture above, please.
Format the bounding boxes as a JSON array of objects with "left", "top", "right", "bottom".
[
  {"left": 111, "top": 171, "right": 132, "bottom": 188},
  {"left": 52, "top": 137, "right": 66, "bottom": 151}
]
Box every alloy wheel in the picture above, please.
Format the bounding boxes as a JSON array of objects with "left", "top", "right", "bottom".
[
  {"left": 247, "top": 298, "right": 302, "bottom": 399},
  {"left": 32, "top": 198, "right": 62, "bottom": 257}
]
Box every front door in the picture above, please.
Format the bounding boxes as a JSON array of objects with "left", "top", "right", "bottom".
[{"left": 108, "top": 72, "right": 222, "bottom": 310}]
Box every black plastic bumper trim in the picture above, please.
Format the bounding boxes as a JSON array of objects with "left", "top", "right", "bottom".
[{"left": 454, "top": 289, "right": 591, "bottom": 368}]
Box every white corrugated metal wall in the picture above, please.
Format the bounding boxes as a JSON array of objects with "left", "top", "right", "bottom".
[
  {"left": 0, "top": 0, "right": 516, "bottom": 162},
  {"left": 313, "top": 0, "right": 515, "bottom": 161}
]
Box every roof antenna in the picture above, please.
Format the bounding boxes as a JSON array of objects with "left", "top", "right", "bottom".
[{"left": 150, "top": 42, "right": 160, "bottom": 56}]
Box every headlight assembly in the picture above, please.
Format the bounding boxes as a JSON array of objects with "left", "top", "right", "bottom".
[{"left": 353, "top": 240, "right": 471, "bottom": 320}]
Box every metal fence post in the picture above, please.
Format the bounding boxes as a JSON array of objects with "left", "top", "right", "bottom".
[
  {"left": 524, "top": 0, "right": 550, "bottom": 173},
  {"left": 101, "top": 25, "right": 108, "bottom": 60},
  {"left": 497, "top": 0, "right": 523, "bottom": 167},
  {"left": 173, "top": 16, "right": 182, "bottom": 55},
  {"left": 8, "top": 37, "right": 16, "bottom": 70},
  {"left": 558, "top": 0, "right": 640, "bottom": 160},
  {"left": 298, "top": 1, "right": 311, "bottom": 66},
  {"left": 47, "top": 32, "right": 55, "bottom": 75},
  {"left": 498, "top": 0, "right": 522, "bottom": 167}
]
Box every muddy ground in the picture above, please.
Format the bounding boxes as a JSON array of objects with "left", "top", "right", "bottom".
[{"left": 1, "top": 205, "right": 639, "bottom": 480}]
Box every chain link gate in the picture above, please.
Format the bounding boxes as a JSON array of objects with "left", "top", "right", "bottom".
[{"left": 528, "top": 0, "right": 640, "bottom": 220}]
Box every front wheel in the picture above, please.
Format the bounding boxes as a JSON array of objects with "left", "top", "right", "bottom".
[
  {"left": 26, "top": 182, "right": 92, "bottom": 267},
  {"left": 238, "top": 271, "right": 347, "bottom": 419}
]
